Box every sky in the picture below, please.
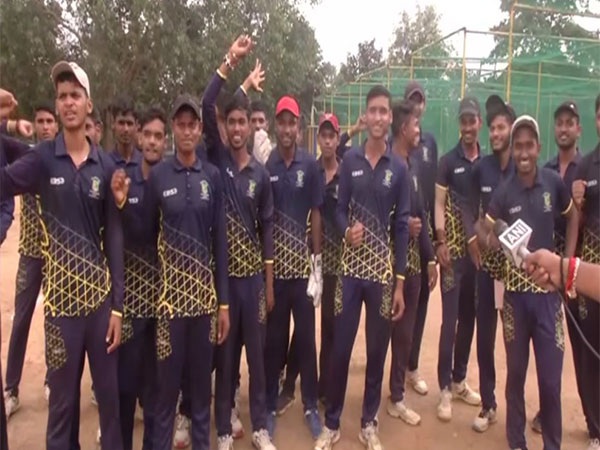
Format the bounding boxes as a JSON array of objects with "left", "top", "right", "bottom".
[{"left": 301, "top": 0, "right": 600, "bottom": 68}]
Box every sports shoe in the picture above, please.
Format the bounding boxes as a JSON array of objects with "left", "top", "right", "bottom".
[
  {"left": 451, "top": 380, "right": 481, "bottom": 406},
  {"left": 304, "top": 409, "right": 323, "bottom": 440},
  {"left": 531, "top": 411, "right": 542, "bottom": 434},
  {"left": 587, "top": 438, "right": 600, "bottom": 450},
  {"left": 437, "top": 388, "right": 452, "bottom": 422},
  {"left": 231, "top": 408, "right": 244, "bottom": 439},
  {"left": 386, "top": 399, "right": 421, "bottom": 426},
  {"left": 217, "top": 434, "right": 234, "bottom": 450},
  {"left": 252, "top": 428, "right": 277, "bottom": 450},
  {"left": 44, "top": 384, "right": 50, "bottom": 403},
  {"left": 173, "top": 413, "right": 191, "bottom": 448},
  {"left": 314, "top": 426, "right": 341, "bottom": 450},
  {"left": 472, "top": 408, "right": 497, "bottom": 432},
  {"left": 266, "top": 411, "right": 276, "bottom": 439},
  {"left": 407, "top": 370, "right": 428, "bottom": 395},
  {"left": 276, "top": 391, "right": 295, "bottom": 416},
  {"left": 358, "top": 422, "right": 383, "bottom": 450},
  {"left": 4, "top": 393, "right": 20, "bottom": 418}
]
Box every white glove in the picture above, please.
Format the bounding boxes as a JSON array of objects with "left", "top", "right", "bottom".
[{"left": 306, "top": 254, "right": 323, "bottom": 308}]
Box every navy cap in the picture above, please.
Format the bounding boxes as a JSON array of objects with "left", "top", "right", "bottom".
[
  {"left": 171, "top": 93, "right": 202, "bottom": 121},
  {"left": 554, "top": 100, "right": 579, "bottom": 119},
  {"left": 485, "top": 94, "right": 516, "bottom": 126},
  {"left": 459, "top": 96, "right": 481, "bottom": 118},
  {"left": 404, "top": 81, "right": 425, "bottom": 102}
]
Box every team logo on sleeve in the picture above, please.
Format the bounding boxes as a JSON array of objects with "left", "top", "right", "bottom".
[
  {"left": 200, "top": 180, "right": 210, "bottom": 201},
  {"left": 543, "top": 192, "right": 552, "bottom": 212},
  {"left": 412, "top": 175, "right": 418, "bottom": 191},
  {"left": 89, "top": 176, "right": 101, "bottom": 199},
  {"left": 247, "top": 179, "right": 257, "bottom": 199},
  {"left": 382, "top": 169, "right": 393, "bottom": 188},
  {"left": 296, "top": 170, "right": 305, "bottom": 188}
]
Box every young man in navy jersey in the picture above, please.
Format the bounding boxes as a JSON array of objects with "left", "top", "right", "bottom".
[
  {"left": 569, "top": 96, "right": 600, "bottom": 450},
  {"left": 467, "top": 95, "right": 515, "bottom": 433},
  {"left": 483, "top": 115, "right": 578, "bottom": 450},
  {"left": 263, "top": 93, "right": 323, "bottom": 439},
  {"left": 202, "top": 35, "right": 277, "bottom": 450},
  {"left": 0, "top": 61, "right": 125, "bottom": 450},
  {"left": 387, "top": 100, "right": 437, "bottom": 427},
  {"left": 110, "top": 96, "right": 141, "bottom": 167},
  {"left": 315, "top": 85, "right": 410, "bottom": 450},
  {"left": 434, "top": 97, "right": 483, "bottom": 422}
]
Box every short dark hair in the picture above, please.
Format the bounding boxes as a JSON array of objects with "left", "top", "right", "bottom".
[
  {"left": 250, "top": 100, "right": 268, "bottom": 118},
  {"left": 391, "top": 100, "right": 417, "bottom": 138},
  {"left": 366, "top": 85, "right": 392, "bottom": 108},
  {"left": 34, "top": 103, "right": 56, "bottom": 119},
  {"left": 111, "top": 95, "right": 137, "bottom": 120},
  {"left": 596, "top": 93, "right": 600, "bottom": 114},
  {"left": 88, "top": 107, "right": 102, "bottom": 125},
  {"left": 224, "top": 95, "right": 251, "bottom": 120},
  {"left": 140, "top": 106, "right": 168, "bottom": 132}
]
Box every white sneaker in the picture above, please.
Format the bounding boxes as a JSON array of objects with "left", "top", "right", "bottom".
[
  {"left": 96, "top": 426, "right": 101, "bottom": 444},
  {"left": 587, "top": 438, "right": 600, "bottom": 450},
  {"left": 451, "top": 380, "right": 481, "bottom": 406},
  {"left": 252, "top": 428, "right": 277, "bottom": 450},
  {"left": 173, "top": 414, "right": 191, "bottom": 449},
  {"left": 217, "top": 434, "right": 234, "bottom": 450},
  {"left": 44, "top": 384, "right": 50, "bottom": 403},
  {"left": 437, "top": 388, "right": 452, "bottom": 422},
  {"left": 472, "top": 408, "right": 497, "bottom": 432},
  {"left": 358, "top": 422, "right": 383, "bottom": 450},
  {"left": 386, "top": 399, "right": 421, "bottom": 426},
  {"left": 314, "top": 426, "right": 341, "bottom": 450},
  {"left": 231, "top": 408, "right": 245, "bottom": 439},
  {"left": 4, "top": 393, "right": 20, "bottom": 419},
  {"left": 407, "top": 370, "right": 428, "bottom": 395}
]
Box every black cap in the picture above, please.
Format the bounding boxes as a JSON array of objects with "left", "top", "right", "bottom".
[
  {"left": 485, "top": 94, "right": 516, "bottom": 126},
  {"left": 171, "top": 93, "right": 202, "bottom": 120},
  {"left": 404, "top": 81, "right": 425, "bottom": 102},
  {"left": 459, "top": 96, "right": 481, "bottom": 118},
  {"left": 554, "top": 100, "right": 579, "bottom": 120}
]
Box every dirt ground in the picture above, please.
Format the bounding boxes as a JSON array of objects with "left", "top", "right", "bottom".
[{"left": 0, "top": 202, "right": 589, "bottom": 450}]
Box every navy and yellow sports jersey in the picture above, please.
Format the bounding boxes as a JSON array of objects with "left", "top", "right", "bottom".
[
  {"left": 266, "top": 146, "right": 323, "bottom": 279},
  {"left": 487, "top": 167, "right": 573, "bottom": 293},
  {"left": 18, "top": 193, "right": 43, "bottom": 258},
  {"left": 121, "top": 164, "right": 160, "bottom": 318},
  {"left": 411, "top": 130, "right": 438, "bottom": 232},
  {"left": 0, "top": 134, "right": 124, "bottom": 317},
  {"left": 436, "top": 141, "right": 480, "bottom": 259},
  {"left": 109, "top": 147, "right": 142, "bottom": 169},
  {"left": 470, "top": 154, "right": 514, "bottom": 279},
  {"left": 202, "top": 72, "right": 274, "bottom": 278},
  {"left": 336, "top": 145, "right": 410, "bottom": 283},
  {"left": 544, "top": 151, "right": 581, "bottom": 253},
  {"left": 145, "top": 155, "right": 228, "bottom": 318},
  {"left": 575, "top": 146, "right": 599, "bottom": 263},
  {"left": 319, "top": 157, "right": 343, "bottom": 276}
]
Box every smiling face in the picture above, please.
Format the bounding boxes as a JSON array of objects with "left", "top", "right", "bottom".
[
  {"left": 226, "top": 108, "right": 251, "bottom": 152},
  {"left": 512, "top": 126, "right": 541, "bottom": 177},
  {"left": 365, "top": 95, "right": 391, "bottom": 141},
  {"left": 172, "top": 109, "right": 202, "bottom": 156},
  {"left": 55, "top": 79, "right": 92, "bottom": 132},
  {"left": 275, "top": 111, "right": 298, "bottom": 152},
  {"left": 489, "top": 114, "right": 512, "bottom": 153},
  {"left": 554, "top": 111, "right": 580, "bottom": 151},
  {"left": 459, "top": 113, "right": 482, "bottom": 147},
  {"left": 140, "top": 118, "right": 166, "bottom": 165}
]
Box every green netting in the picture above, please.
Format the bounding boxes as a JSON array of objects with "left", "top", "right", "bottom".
[{"left": 311, "top": 29, "right": 600, "bottom": 163}]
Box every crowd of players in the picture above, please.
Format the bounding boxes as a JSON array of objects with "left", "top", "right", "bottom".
[{"left": 0, "top": 34, "right": 598, "bottom": 450}]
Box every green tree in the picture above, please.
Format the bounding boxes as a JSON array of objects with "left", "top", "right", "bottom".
[{"left": 338, "top": 39, "right": 383, "bottom": 83}]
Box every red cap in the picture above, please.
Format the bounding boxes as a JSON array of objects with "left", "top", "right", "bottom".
[
  {"left": 275, "top": 95, "right": 300, "bottom": 118},
  {"left": 318, "top": 113, "right": 340, "bottom": 133}
]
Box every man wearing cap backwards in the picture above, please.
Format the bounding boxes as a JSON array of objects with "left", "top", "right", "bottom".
[
  {"left": 465, "top": 95, "right": 516, "bottom": 433},
  {"left": 387, "top": 100, "right": 437, "bottom": 427},
  {"left": 433, "top": 96, "right": 483, "bottom": 422},
  {"left": 0, "top": 61, "right": 125, "bottom": 449},
  {"left": 263, "top": 90, "right": 324, "bottom": 439},
  {"left": 315, "top": 85, "right": 410, "bottom": 450},
  {"left": 481, "top": 115, "right": 578, "bottom": 450},
  {"left": 569, "top": 95, "right": 600, "bottom": 450},
  {"left": 4, "top": 103, "right": 59, "bottom": 418},
  {"left": 126, "top": 91, "right": 228, "bottom": 450},
  {"left": 201, "top": 36, "right": 276, "bottom": 450},
  {"left": 403, "top": 80, "right": 440, "bottom": 397}
]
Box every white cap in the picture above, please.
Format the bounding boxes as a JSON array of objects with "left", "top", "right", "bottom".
[
  {"left": 51, "top": 61, "right": 91, "bottom": 98},
  {"left": 510, "top": 114, "right": 540, "bottom": 145}
]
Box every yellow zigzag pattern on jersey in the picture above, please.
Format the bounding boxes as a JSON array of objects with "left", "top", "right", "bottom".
[
  {"left": 504, "top": 260, "right": 546, "bottom": 294},
  {"left": 124, "top": 248, "right": 160, "bottom": 318},
  {"left": 18, "top": 193, "right": 43, "bottom": 258},
  {"left": 581, "top": 227, "right": 600, "bottom": 264},
  {"left": 272, "top": 209, "right": 310, "bottom": 279},
  {"left": 157, "top": 219, "right": 217, "bottom": 318},
  {"left": 341, "top": 200, "right": 392, "bottom": 284},
  {"left": 482, "top": 248, "right": 507, "bottom": 281},
  {"left": 225, "top": 197, "right": 263, "bottom": 277},
  {"left": 322, "top": 218, "right": 342, "bottom": 276},
  {"left": 445, "top": 192, "right": 466, "bottom": 259},
  {"left": 38, "top": 211, "right": 110, "bottom": 317},
  {"left": 405, "top": 238, "right": 421, "bottom": 277}
]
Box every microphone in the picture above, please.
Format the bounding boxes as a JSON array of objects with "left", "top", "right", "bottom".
[{"left": 494, "top": 218, "right": 532, "bottom": 267}]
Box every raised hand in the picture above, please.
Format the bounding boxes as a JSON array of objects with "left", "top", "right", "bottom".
[
  {"left": 244, "top": 59, "right": 266, "bottom": 93},
  {"left": 229, "top": 34, "right": 254, "bottom": 62},
  {"left": 16, "top": 119, "right": 33, "bottom": 138},
  {"left": 0, "top": 88, "right": 18, "bottom": 119},
  {"left": 111, "top": 169, "right": 131, "bottom": 208}
]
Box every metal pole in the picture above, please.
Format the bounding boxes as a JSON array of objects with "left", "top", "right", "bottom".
[
  {"left": 461, "top": 28, "right": 467, "bottom": 99},
  {"left": 507, "top": 3, "right": 515, "bottom": 102},
  {"left": 536, "top": 61, "right": 542, "bottom": 120},
  {"left": 358, "top": 81, "right": 363, "bottom": 144}
]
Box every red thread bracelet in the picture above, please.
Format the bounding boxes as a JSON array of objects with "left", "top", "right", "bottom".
[{"left": 565, "top": 256, "right": 576, "bottom": 296}]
